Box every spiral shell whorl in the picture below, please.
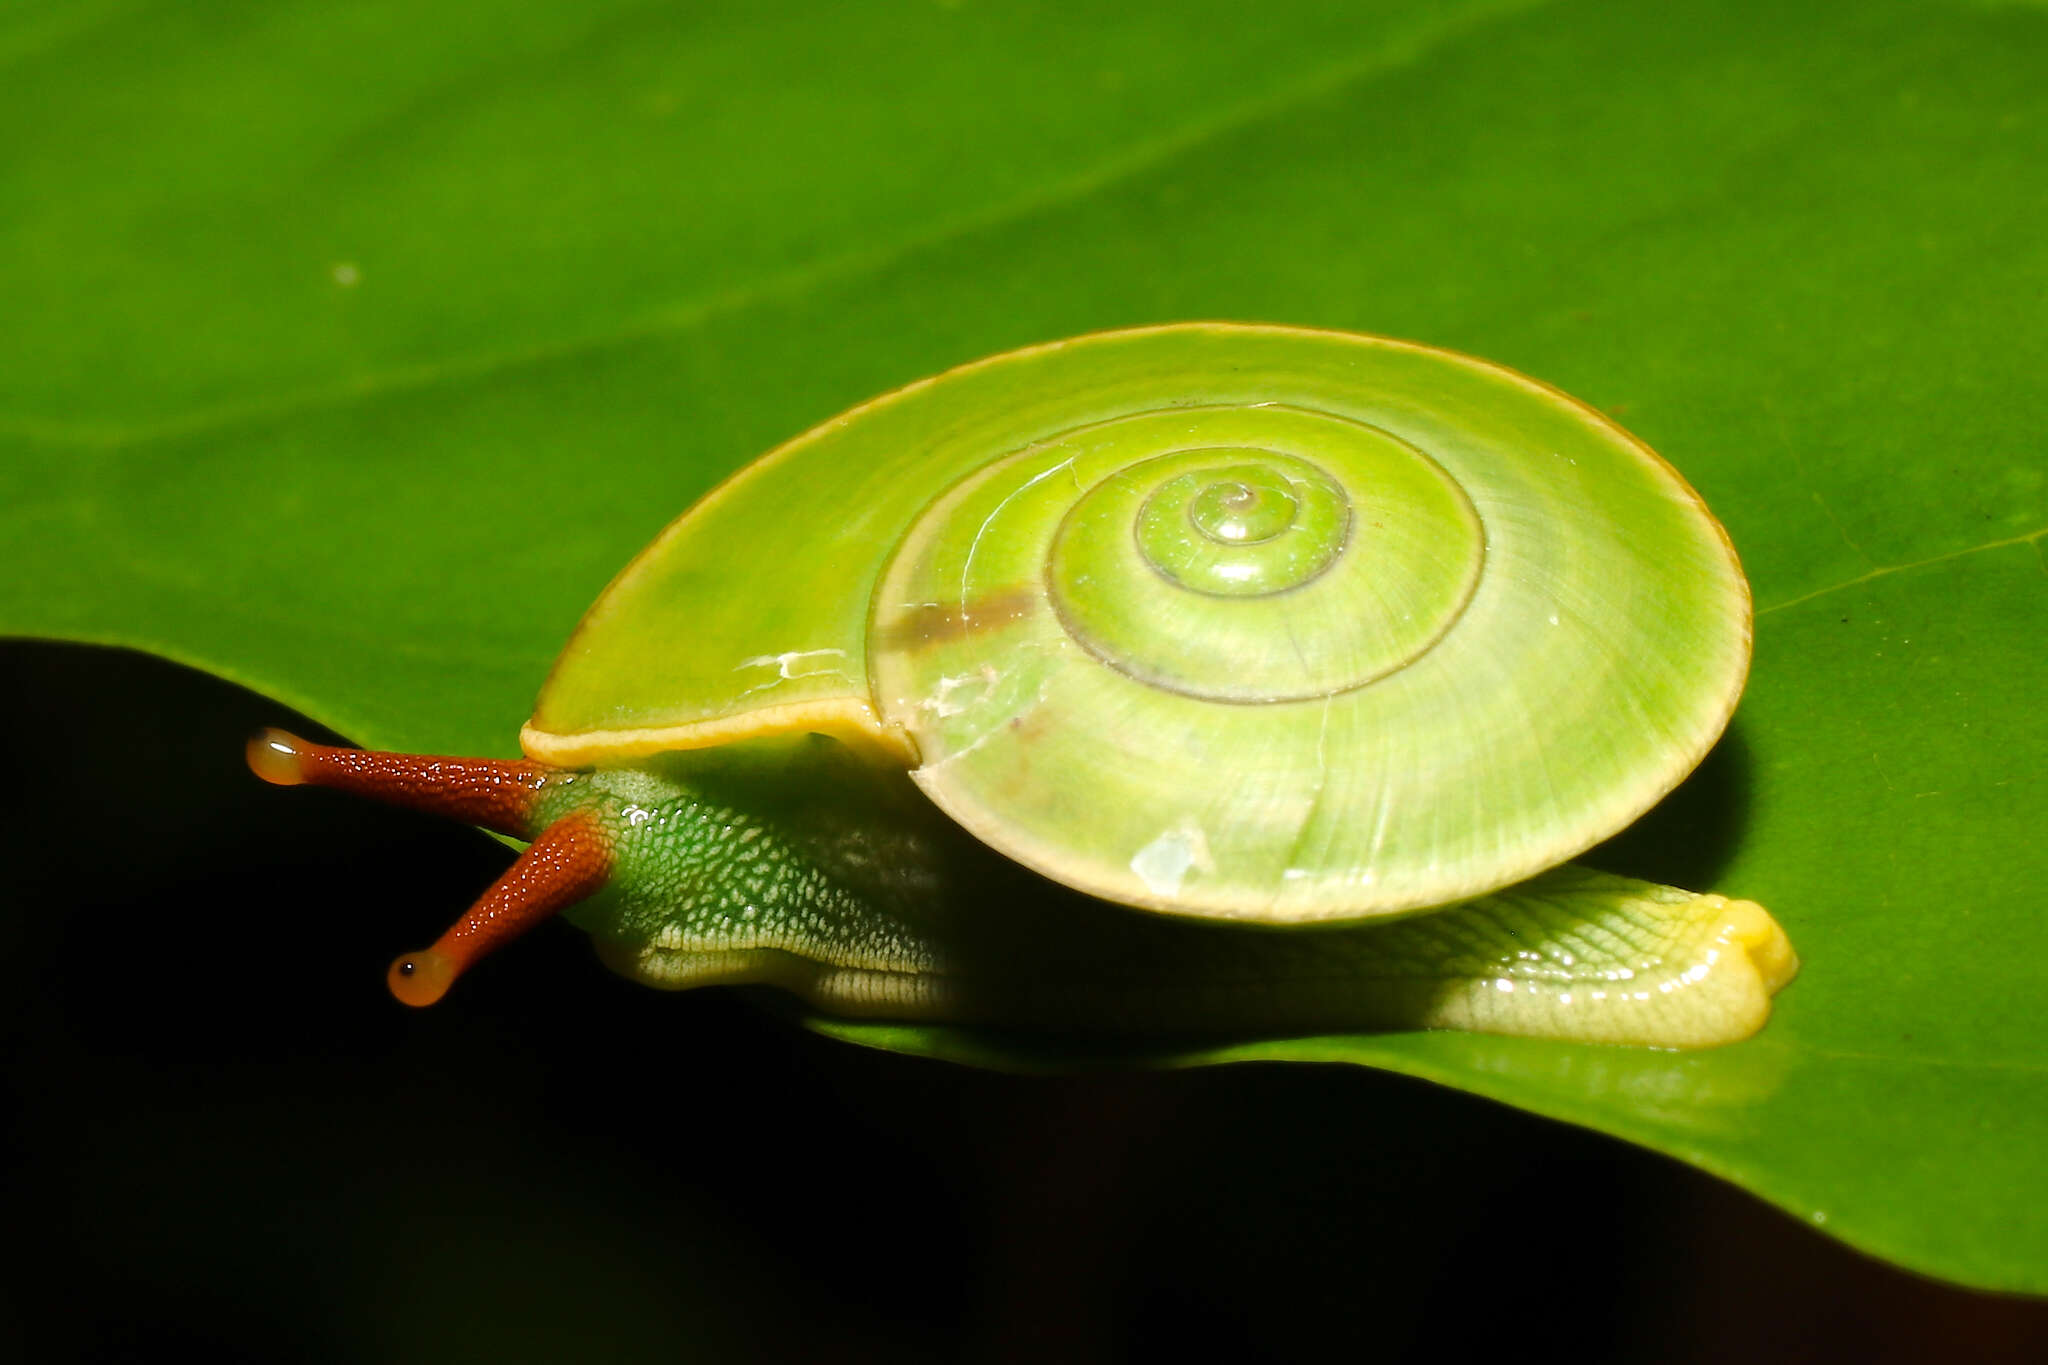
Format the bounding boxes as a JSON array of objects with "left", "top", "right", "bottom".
[
  {"left": 1039, "top": 412, "right": 1483, "bottom": 704},
  {"left": 864, "top": 332, "right": 1746, "bottom": 923},
  {"left": 870, "top": 397, "right": 1515, "bottom": 914},
  {"left": 532, "top": 324, "right": 1749, "bottom": 925},
  {"left": 1130, "top": 452, "right": 1346, "bottom": 596}
]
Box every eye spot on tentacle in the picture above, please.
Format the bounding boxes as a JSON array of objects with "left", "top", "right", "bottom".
[{"left": 387, "top": 949, "right": 455, "bottom": 1007}]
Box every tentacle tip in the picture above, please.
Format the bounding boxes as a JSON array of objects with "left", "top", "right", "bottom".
[
  {"left": 387, "top": 949, "right": 458, "bottom": 1007},
  {"left": 246, "top": 728, "right": 312, "bottom": 786}
]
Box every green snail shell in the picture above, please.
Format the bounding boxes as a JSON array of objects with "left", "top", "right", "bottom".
[{"left": 524, "top": 323, "right": 1750, "bottom": 925}]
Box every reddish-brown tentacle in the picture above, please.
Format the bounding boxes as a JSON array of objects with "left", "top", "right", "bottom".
[
  {"left": 245, "top": 728, "right": 555, "bottom": 838},
  {"left": 387, "top": 811, "right": 616, "bottom": 1007}
]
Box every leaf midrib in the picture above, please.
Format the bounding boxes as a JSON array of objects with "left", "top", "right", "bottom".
[{"left": 1756, "top": 527, "right": 2048, "bottom": 616}]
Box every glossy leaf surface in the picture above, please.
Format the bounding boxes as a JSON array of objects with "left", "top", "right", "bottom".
[{"left": 2, "top": 0, "right": 2043, "bottom": 1292}]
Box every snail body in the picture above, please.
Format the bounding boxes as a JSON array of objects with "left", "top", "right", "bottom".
[{"left": 251, "top": 324, "right": 1796, "bottom": 1046}]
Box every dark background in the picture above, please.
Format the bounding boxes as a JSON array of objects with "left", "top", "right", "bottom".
[{"left": 5, "top": 639, "right": 2044, "bottom": 1362}]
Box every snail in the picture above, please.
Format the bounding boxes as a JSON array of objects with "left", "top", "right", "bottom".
[{"left": 249, "top": 323, "right": 1796, "bottom": 1048}]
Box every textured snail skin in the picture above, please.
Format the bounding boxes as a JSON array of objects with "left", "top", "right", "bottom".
[{"left": 547, "top": 739, "right": 1795, "bottom": 1048}]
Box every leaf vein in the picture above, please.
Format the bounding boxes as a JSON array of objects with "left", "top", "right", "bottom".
[{"left": 1755, "top": 526, "right": 2048, "bottom": 617}]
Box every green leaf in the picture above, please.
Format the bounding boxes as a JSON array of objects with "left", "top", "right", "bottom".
[{"left": 4, "top": 0, "right": 2044, "bottom": 1294}]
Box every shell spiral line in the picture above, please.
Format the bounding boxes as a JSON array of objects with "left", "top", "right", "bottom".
[
  {"left": 524, "top": 325, "right": 1749, "bottom": 929},
  {"left": 864, "top": 331, "right": 1747, "bottom": 924},
  {"left": 1034, "top": 407, "right": 1485, "bottom": 703}
]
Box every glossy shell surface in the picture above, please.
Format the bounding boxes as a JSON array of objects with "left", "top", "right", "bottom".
[{"left": 524, "top": 324, "right": 1750, "bottom": 923}]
